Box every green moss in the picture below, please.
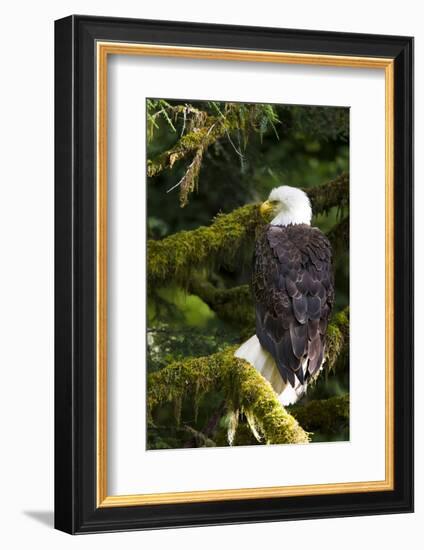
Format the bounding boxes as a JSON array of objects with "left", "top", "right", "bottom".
[
  {"left": 325, "top": 307, "right": 349, "bottom": 370},
  {"left": 147, "top": 103, "right": 285, "bottom": 206},
  {"left": 288, "top": 394, "right": 349, "bottom": 435},
  {"left": 147, "top": 114, "right": 230, "bottom": 179},
  {"left": 148, "top": 203, "right": 263, "bottom": 286},
  {"left": 148, "top": 346, "right": 310, "bottom": 445},
  {"left": 147, "top": 174, "right": 348, "bottom": 287},
  {"left": 305, "top": 173, "right": 349, "bottom": 216},
  {"left": 147, "top": 311, "right": 349, "bottom": 446}
]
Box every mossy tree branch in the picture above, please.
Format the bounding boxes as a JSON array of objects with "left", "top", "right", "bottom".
[
  {"left": 147, "top": 102, "right": 281, "bottom": 206},
  {"left": 148, "top": 203, "right": 262, "bottom": 286},
  {"left": 147, "top": 114, "right": 227, "bottom": 178},
  {"left": 148, "top": 174, "right": 348, "bottom": 286},
  {"left": 305, "top": 173, "right": 349, "bottom": 216},
  {"left": 288, "top": 394, "right": 349, "bottom": 434},
  {"left": 325, "top": 307, "right": 349, "bottom": 371},
  {"left": 148, "top": 347, "right": 310, "bottom": 445},
  {"left": 147, "top": 308, "right": 349, "bottom": 446},
  {"left": 147, "top": 102, "right": 349, "bottom": 448},
  {"left": 148, "top": 305, "right": 349, "bottom": 447}
]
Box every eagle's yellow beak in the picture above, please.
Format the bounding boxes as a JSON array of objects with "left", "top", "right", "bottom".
[{"left": 260, "top": 200, "right": 273, "bottom": 217}]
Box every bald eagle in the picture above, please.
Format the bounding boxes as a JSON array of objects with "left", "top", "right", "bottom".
[{"left": 235, "top": 186, "right": 334, "bottom": 406}]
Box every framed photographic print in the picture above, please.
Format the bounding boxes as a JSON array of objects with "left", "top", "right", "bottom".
[{"left": 54, "top": 15, "right": 414, "bottom": 534}]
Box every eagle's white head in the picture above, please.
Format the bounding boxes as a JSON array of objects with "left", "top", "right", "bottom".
[{"left": 260, "top": 185, "right": 312, "bottom": 226}]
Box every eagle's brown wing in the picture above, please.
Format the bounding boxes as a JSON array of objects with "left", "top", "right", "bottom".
[{"left": 252, "top": 223, "right": 334, "bottom": 387}]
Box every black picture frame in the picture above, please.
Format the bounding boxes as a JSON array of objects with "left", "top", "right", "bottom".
[{"left": 55, "top": 14, "right": 414, "bottom": 534}]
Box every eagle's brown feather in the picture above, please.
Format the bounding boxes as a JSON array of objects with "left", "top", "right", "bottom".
[{"left": 253, "top": 223, "right": 334, "bottom": 387}]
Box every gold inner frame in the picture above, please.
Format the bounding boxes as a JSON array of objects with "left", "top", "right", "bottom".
[{"left": 96, "top": 42, "right": 395, "bottom": 508}]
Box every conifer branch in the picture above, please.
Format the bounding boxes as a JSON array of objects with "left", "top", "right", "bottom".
[
  {"left": 305, "top": 173, "right": 349, "bottom": 216},
  {"left": 148, "top": 203, "right": 262, "bottom": 286},
  {"left": 147, "top": 174, "right": 349, "bottom": 287},
  {"left": 147, "top": 114, "right": 227, "bottom": 178},
  {"left": 147, "top": 308, "right": 349, "bottom": 446},
  {"left": 147, "top": 102, "right": 282, "bottom": 206},
  {"left": 288, "top": 394, "right": 349, "bottom": 435},
  {"left": 325, "top": 307, "right": 349, "bottom": 371},
  {"left": 148, "top": 347, "right": 310, "bottom": 445}
]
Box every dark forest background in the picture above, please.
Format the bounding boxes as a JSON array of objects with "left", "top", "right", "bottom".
[{"left": 146, "top": 99, "right": 349, "bottom": 450}]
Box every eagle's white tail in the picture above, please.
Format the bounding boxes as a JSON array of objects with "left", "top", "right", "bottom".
[{"left": 234, "top": 335, "right": 307, "bottom": 406}]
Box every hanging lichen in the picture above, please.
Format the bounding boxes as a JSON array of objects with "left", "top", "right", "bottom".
[
  {"left": 147, "top": 308, "right": 349, "bottom": 446},
  {"left": 147, "top": 347, "right": 310, "bottom": 445},
  {"left": 147, "top": 102, "right": 282, "bottom": 207},
  {"left": 226, "top": 409, "right": 240, "bottom": 446},
  {"left": 146, "top": 163, "right": 350, "bottom": 447}
]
